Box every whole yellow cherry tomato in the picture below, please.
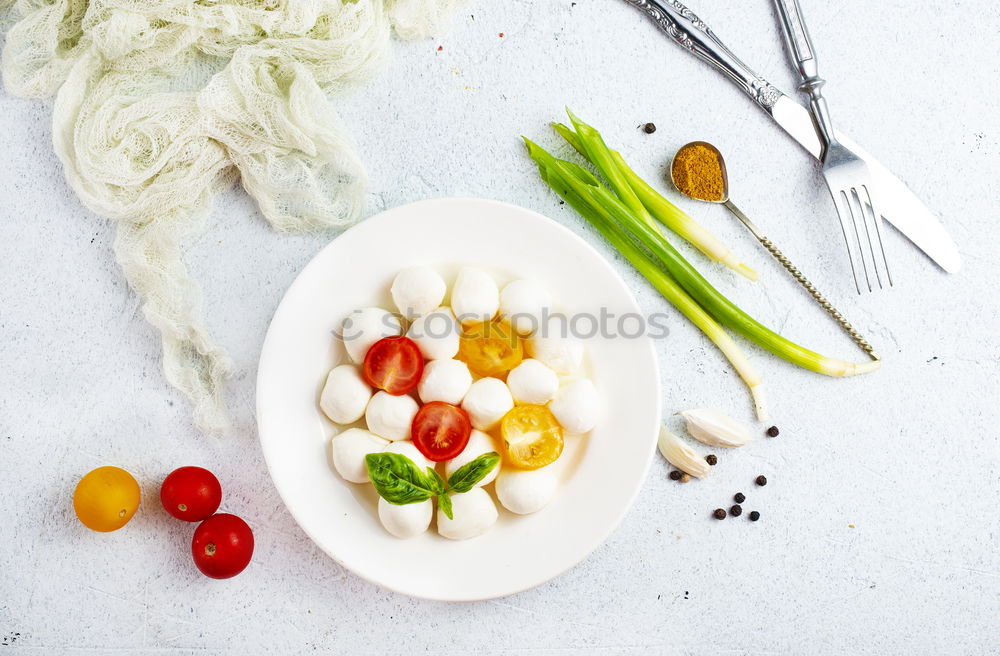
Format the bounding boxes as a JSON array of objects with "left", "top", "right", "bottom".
[
  {"left": 500, "top": 404, "right": 564, "bottom": 470},
  {"left": 458, "top": 319, "right": 523, "bottom": 378},
  {"left": 73, "top": 466, "right": 141, "bottom": 532}
]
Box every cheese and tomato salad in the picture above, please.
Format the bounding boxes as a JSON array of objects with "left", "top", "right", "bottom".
[{"left": 320, "top": 266, "right": 600, "bottom": 540}]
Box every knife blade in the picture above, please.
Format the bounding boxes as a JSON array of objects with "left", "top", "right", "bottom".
[
  {"left": 623, "top": 0, "right": 961, "bottom": 273},
  {"left": 769, "top": 95, "right": 961, "bottom": 273}
]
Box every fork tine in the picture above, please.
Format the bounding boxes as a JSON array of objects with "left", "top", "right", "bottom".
[
  {"left": 839, "top": 188, "right": 872, "bottom": 293},
  {"left": 860, "top": 184, "right": 893, "bottom": 287},
  {"left": 850, "top": 187, "right": 882, "bottom": 290},
  {"left": 833, "top": 189, "right": 863, "bottom": 294},
  {"left": 855, "top": 187, "right": 882, "bottom": 288}
]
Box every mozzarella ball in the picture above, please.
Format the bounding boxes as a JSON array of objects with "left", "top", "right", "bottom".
[
  {"left": 417, "top": 359, "right": 473, "bottom": 404},
  {"left": 330, "top": 428, "right": 389, "bottom": 484},
  {"left": 383, "top": 439, "right": 433, "bottom": 471},
  {"left": 461, "top": 377, "right": 514, "bottom": 430},
  {"left": 526, "top": 317, "right": 584, "bottom": 374},
  {"left": 436, "top": 487, "right": 498, "bottom": 540},
  {"left": 450, "top": 267, "right": 499, "bottom": 325},
  {"left": 365, "top": 391, "right": 419, "bottom": 441},
  {"left": 406, "top": 306, "right": 460, "bottom": 360},
  {"left": 391, "top": 266, "right": 446, "bottom": 319},
  {"left": 548, "top": 378, "right": 600, "bottom": 434},
  {"left": 378, "top": 497, "right": 432, "bottom": 539},
  {"left": 499, "top": 279, "right": 552, "bottom": 335},
  {"left": 319, "top": 364, "right": 372, "bottom": 424},
  {"left": 506, "top": 359, "right": 559, "bottom": 405},
  {"left": 444, "top": 430, "right": 500, "bottom": 487},
  {"left": 341, "top": 307, "right": 402, "bottom": 364},
  {"left": 495, "top": 466, "right": 559, "bottom": 515}
]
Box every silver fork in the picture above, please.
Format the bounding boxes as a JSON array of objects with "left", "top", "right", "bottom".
[{"left": 773, "top": 0, "right": 892, "bottom": 293}]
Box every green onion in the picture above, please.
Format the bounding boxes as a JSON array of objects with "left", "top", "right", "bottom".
[
  {"left": 525, "top": 123, "right": 880, "bottom": 415},
  {"left": 592, "top": 172, "right": 877, "bottom": 378},
  {"left": 554, "top": 115, "right": 758, "bottom": 281},
  {"left": 563, "top": 109, "right": 656, "bottom": 230},
  {"left": 526, "top": 138, "right": 767, "bottom": 419}
]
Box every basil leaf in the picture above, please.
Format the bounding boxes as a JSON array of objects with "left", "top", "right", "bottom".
[
  {"left": 426, "top": 467, "right": 446, "bottom": 495},
  {"left": 437, "top": 493, "right": 454, "bottom": 520},
  {"left": 447, "top": 452, "right": 501, "bottom": 493},
  {"left": 365, "top": 453, "right": 436, "bottom": 505}
]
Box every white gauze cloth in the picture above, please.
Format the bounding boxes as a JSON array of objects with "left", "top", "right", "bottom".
[{"left": 1, "top": 0, "right": 466, "bottom": 433}]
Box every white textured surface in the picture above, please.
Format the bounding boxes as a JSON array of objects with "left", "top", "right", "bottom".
[{"left": 1, "top": 1, "right": 998, "bottom": 653}]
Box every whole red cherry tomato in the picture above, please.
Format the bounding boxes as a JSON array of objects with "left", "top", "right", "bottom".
[
  {"left": 411, "top": 401, "right": 472, "bottom": 462},
  {"left": 191, "top": 513, "right": 254, "bottom": 579},
  {"left": 160, "top": 466, "right": 222, "bottom": 522},
  {"left": 363, "top": 336, "right": 424, "bottom": 395}
]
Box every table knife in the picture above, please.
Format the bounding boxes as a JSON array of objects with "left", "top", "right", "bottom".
[{"left": 621, "top": 0, "right": 961, "bottom": 273}]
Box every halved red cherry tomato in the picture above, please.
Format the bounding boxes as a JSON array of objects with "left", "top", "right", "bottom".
[
  {"left": 191, "top": 513, "right": 254, "bottom": 579},
  {"left": 160, "top": 466, "right": 222, "bottom": 522},
  {"left": 411, "top": 401, "right": 472, "bottom": 462},
  {"left": 362, "top": 336, "right": 425, "bottom": 395}
]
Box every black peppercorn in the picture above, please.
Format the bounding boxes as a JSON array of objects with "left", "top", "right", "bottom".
[
  {"left": 679, "top": 473, "right": 691, "bottom": 483},
  {"left": 749, "top": 511, "right": 760, "bottom": 521},
  {"left": 755, "top": 475, "right": 767, "bottom": 486},
  {"left": 669, "top": 470, "right": 682, "bottom": 481},
  {"left": 729, "top": 504, "right": 743, "bottom": 517},
  {"left": 766, "top": 426, "right": 779, "bottom": 437},
  {"left": 734, "top": 492, "right": 745, "bottom": 503},
  {"left": 643, "top": 122, "right": 656, "bottom": 134},
  {"left": 712, "top": 508, "right": 726, "bottom": 520},
  {"left": 705, "top": 454, "right": 718, "bottom": 466}
]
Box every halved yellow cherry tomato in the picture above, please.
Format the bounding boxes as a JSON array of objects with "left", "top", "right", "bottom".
[
  {"left": 500, "top": 404, "right": 564, "bottom": 470},
  {"left": 73, "top": 466, "right": 141, "bottom": 532},
  {"left": 457, "top": 319, "right": 523, "bottom": 379}
]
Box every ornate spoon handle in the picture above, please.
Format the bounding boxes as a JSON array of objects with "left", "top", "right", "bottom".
[
  {"left": 723, "top": 200, "right": 880, "bottom": 360},
  {"left": 620, "top": 0, "right": 784, "bottom": 110}
]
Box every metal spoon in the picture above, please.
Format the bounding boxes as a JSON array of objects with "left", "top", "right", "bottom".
[{"left": 670, "top": 141, "right": 879, "bottom": 361}]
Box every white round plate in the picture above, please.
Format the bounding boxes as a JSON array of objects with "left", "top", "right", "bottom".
[{"left": 257, "top": 198, "right": 660, "bottom": 601}]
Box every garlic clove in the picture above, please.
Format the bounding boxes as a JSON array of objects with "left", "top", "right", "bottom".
[
  {"left": 678, "top": 409, "right": 751, "bottom": 448},
  {"left": 657, "top": 427, "right": 710, "bottom": 479}
]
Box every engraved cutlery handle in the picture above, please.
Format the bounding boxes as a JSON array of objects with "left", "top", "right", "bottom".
[{"left": 621, "top": 0, "right": 784, "bottom": 111}]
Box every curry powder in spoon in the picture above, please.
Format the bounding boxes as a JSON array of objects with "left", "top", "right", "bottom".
[{"left": 671, "top": 142, "right": 727, "bottom": 202}]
